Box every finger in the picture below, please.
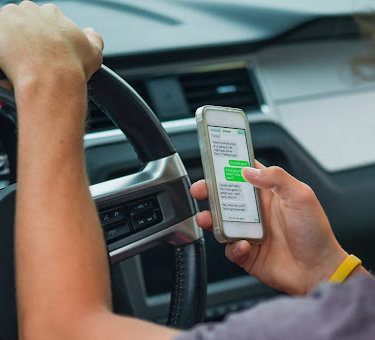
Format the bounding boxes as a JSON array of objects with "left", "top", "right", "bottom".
[
  {"left": 195, "top": 210, "right": 212, "bottom": 231},
  {"left": 242, "top": 165, "right": 310, "bottom": 202},
  {"left": 41, "top": 3, "right": 62, "bottom": 14},
  {"left": 83, "top": 27, "right": 104, "bottom": 51},
  {"left": 190, "top": 165, "right": 264, "bottom": 200},
  {"left": 19, "top": 1, "right": 37, "bottom": 9},
  {"left": 0, "top": 4, "right": 18, "bottom": 13},
  {"left": 190, "top": 179, "right": 208, "bottom": 201},
  {"left": 225, "top": 240, "right": 252, "bottom": 266}
]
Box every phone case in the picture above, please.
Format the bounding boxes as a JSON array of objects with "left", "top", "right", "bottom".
[{"left": 196, "top": 105, "right": 265, "bottom": 244}]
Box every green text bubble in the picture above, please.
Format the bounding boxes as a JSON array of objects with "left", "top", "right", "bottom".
[
  {"left": 224, "top": 167, "right": 246, "bottom": 182},
  {"left": 229, "top": 160, "right": 249, "bottom": 167}
]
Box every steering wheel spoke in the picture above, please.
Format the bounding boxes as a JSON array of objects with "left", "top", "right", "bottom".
[{"left": 91, "top": 153, "right": 203, "bottom": 263}]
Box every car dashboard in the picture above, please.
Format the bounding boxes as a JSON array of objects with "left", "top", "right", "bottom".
[{"left": 1, "top": 0, "right": 375, "bottom": 326}]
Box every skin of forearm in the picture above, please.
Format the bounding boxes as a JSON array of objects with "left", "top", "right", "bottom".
[{"left": 15, "top": 71, "right": 112, "bottom": 338}]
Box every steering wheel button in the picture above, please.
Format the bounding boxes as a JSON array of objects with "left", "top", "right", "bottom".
[
  {"left": 132, "top": 217, "right": 147, "bottom": 230},
  {"left": 127, "top": 197, "right": 156, "bottom": 217},
  {"left": 131, "top": 216, "right": 152, "bottom": 231},
  {"left": 104, "top": 224, "right": 130, "bottom": 242},
  {"left": 131, "top": 209, "right": 163, "bottom": 231},
  {"left": 99, "top": 206, "right": 125, "bottom": 226},
  {"left": 101, "top": 213, "right": 110, "bottom": 223}
]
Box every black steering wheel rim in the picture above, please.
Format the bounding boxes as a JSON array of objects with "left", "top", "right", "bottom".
[{"left": 0, "top": 65, "right": 207, "bottom": 339}]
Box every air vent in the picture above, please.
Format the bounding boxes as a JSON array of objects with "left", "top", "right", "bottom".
[
  {"left": 86, "top": 80, "right": 152, "bottom": 133},
  {"left": 86, "top": 67, "right": 263, "bottom": 133},
  {"left": 179, "top": 68, "right": 261, "bottom": 114}
]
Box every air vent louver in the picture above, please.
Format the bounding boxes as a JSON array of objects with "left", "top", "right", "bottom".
[{"left": 179, "top": 68, "right": 261, "bottom": 114}]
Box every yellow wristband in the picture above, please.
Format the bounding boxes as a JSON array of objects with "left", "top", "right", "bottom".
[{"left": 329, "top": 254, "right": 362, "bottom": 284}]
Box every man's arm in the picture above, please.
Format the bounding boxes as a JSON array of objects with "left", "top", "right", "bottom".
[{"left": 0, "top": 2, "right": 179, "bottom": 339}]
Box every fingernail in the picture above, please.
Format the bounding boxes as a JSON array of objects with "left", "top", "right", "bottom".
[{"left": 242, "top": 167, "right": 260, "bottom": 178}]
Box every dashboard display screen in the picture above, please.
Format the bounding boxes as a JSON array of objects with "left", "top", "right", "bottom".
[{"left": 207, "top": 126, "right": 260, "bottom": 223}]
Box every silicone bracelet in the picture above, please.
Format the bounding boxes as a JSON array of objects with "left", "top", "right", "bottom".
[{"left": 329, "top": 254, "right": 362, "bottom": 284}]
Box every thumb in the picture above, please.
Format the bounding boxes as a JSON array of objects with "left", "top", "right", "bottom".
[{"left": 242, "top": 166, "right": 311, "bottom": 202}]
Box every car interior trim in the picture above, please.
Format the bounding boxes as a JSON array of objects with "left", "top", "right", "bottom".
[
  {"left": 109, "top": 215, "right": 203, "bottom": 263},
  {"left": 90, "top": 153, "right": 187, "bottom": 200},
  {"left": 84, "top": 112, "right": 273, "bottom": 149}
]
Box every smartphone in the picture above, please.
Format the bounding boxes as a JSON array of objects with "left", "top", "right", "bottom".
[{"left": 196, "top": 105, "right": 265, "bottom": 244}]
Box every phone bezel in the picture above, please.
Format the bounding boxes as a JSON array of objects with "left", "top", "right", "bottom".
[{"left": 196, "top": 105, "right": 265, "bottom": 243}]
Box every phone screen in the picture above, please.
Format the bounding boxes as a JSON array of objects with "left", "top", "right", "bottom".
[{"left": 208, "top": 125, "right": 260, "bottom": 223}]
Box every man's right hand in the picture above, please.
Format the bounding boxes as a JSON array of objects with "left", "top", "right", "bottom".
[
  {"left": 191, "top": 162, "right": 350, "bottom": 295},
  {"left": 0, "top": 1, "right": 103, "bottom": 91}
]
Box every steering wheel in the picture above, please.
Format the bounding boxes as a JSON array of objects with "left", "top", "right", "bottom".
[{"left": 0, "top": 66, "right": 207, "bottom": 339}]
